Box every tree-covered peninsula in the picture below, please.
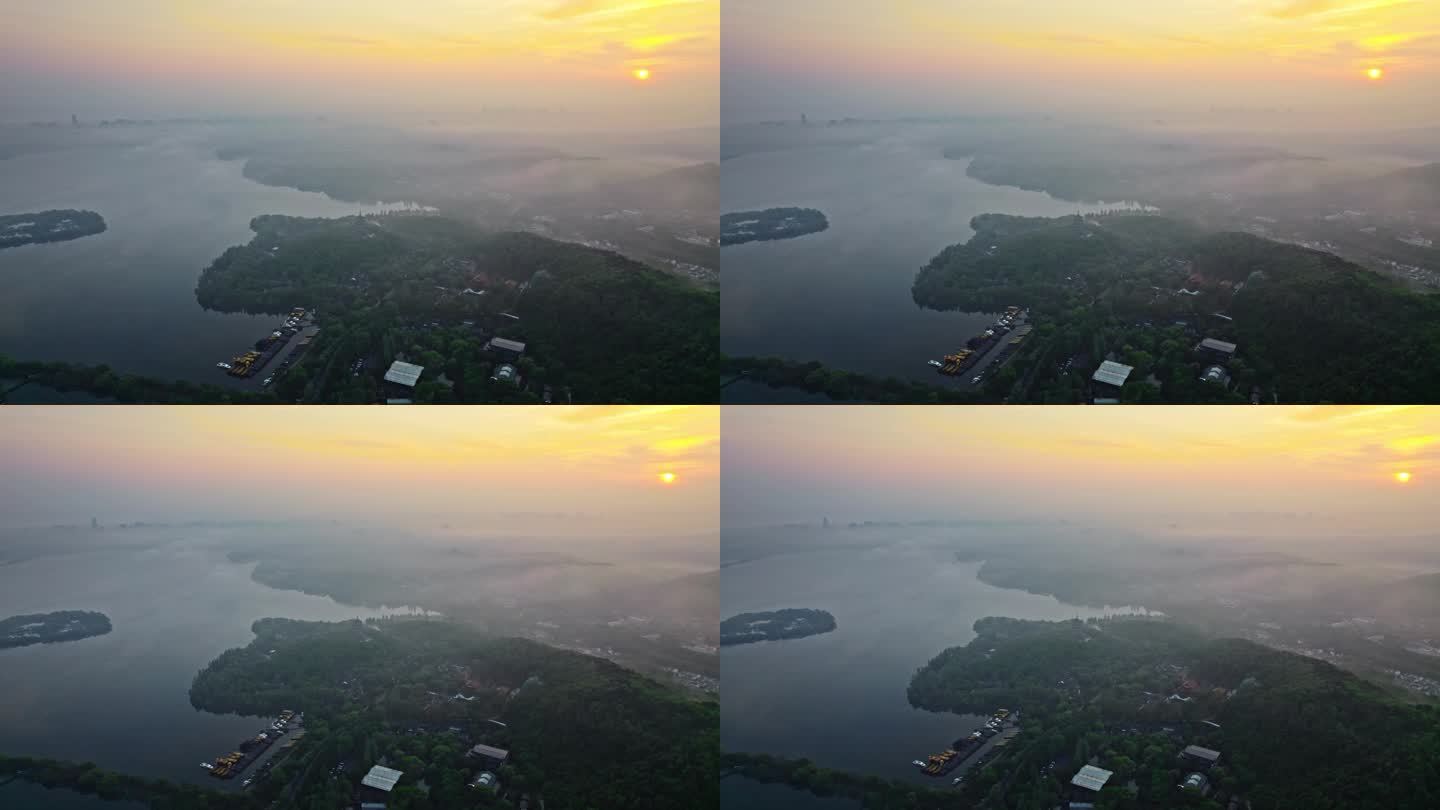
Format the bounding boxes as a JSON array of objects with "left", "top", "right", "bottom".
[{"left": 912, "top": 212, "right": 1440, "bottom": 403}]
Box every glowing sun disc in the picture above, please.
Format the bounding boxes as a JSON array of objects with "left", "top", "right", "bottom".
[
  {"left": 633, "top": 68, "right": 651, "bottom": 81},
  {"left": 659, "top": 471, "right": 677, "bottom": 484},
  {"left": 1395, "top": 471, "right": 1412, "bottom": 483},
  {"left": 1367, "top": 67, "right": 1384, "bottom": 80}
]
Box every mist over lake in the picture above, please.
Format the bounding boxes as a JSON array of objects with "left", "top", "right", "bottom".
[
  {"left": 0, "top": 130, "right": 392, "bottom": 383},
  {"left": 721, "top": 128, "right": 1128, "bottom": 396}
]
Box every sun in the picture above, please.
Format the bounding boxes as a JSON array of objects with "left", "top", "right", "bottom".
[
  {"left": 1395, "top": 471, "right": 1412, "bottom": 483},
  {"left": 633, "top": 68, "right": 651, "bottom": 81},
  {"left": 659, "top": 471, "right": 677, "bottom": 485},
  {"left": 1367, "top": 67, "right": 1384, "bottom": 80}
]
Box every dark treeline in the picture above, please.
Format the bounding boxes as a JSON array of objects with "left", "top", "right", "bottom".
[
  {"left": 722, "top": 753, "right": 958, "bottom": 810},
  {"left": 0, "top": 356, "right": 275, "bottom": 404},
  {"left": 722, "top": 355, "right": 984, "bottom": 403},
  {"left": 0, "top": 756, "right": 255, "bottom": 810}
]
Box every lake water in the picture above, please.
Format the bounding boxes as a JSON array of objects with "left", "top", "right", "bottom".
[
  {"left": 719, "top": 378, "right": 852, "bottom": 404},
  {"left": 721, "top": 539, "right": 1144, "bottom": 786},
  {"left": 720, "top": 775, "right": 861, "bottom": 810},
  {"left": 0, "top": 130, "right": 392, "bottom": 385},
  {"left": 721, "top": 134, "right": 1128, "bottom": 400},
  {"left": 0, "top": 536, "right": 421, "bottom": 798}
]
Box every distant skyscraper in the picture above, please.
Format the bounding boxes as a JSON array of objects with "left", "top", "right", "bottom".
[
  {"left": 822, "top": 516, "right": 830, "bottom": 529},
  {"left": 72, "top": 114, "right": 80, "bottom": 128},
  {"left": 801, "top": 113, "right": 808, "bottom": 126},
  {"left": 91, "top": 517, "right": 99, "bottom": 529}
]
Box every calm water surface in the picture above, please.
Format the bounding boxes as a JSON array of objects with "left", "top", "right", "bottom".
[
  {"left": 0, "top": 131, "right": 392, "bottom": 384},
  {"left": 0, "top": 537, "right": 420, "bottom": 793},
  {"left": 721, "top": 775, "right": 862, "bottom": 810},
  {"left": 721, "top": 540, "right": 1144, "bottom": 786}
]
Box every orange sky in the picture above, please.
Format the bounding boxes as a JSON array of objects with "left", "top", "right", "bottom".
[
  {"left": 723, "top": 0, "right": 1439, "bottom": 122},
  {"left": 723, "top": 406, "right": 1438, "bottom": 531},
  {"left": 1, "top": 1, "right": 718, "bottom": 128},
  {"left": 0, "top": 405, "right": 718, "bottom": 534}
]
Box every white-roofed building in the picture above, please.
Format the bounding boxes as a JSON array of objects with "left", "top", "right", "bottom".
[
  {"left": 362, "top": 765, "right": 404, "bottom": 792},
  {"left": 1091, "top": 360, "right": 1134, "bottom": 402},
  {"left": 1182, "top": 745, "right": 1222, "bottom": 768},
  {"left": 492, "top": 363, "right": 519, "bottom": 384},
  {"left": 1200, "top": 365, "right": 1232, "bottom": 387},
  {"left": 384, "top": 361, "right": 424, "bottom": 388},
  {"left": 467, "top": 743, "right": 510, "bottom": 765},
  {"left": 1071, "top": 764, "right": 1114, "bottom": 793},
  {"left": 1092, "top": 361, "right": 1134, "bottom": 388},
  {"left": 485, "top": 337, "right": 527, "bottom": 360},
  {"left": 1196, "top": 337, "right": 1237, "bottom": 362}
]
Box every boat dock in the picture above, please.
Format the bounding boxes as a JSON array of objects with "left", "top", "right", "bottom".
[
  {"left": 216, "top": 308, "right": 311, "bottom": 384},
  {"left": 929, "top": 307, "right": 1031, "bottom": 387},
  {"left": 201, "top": 709, "right": 299, "bottom": 780},
  {"left": 914, "top": 708, "right": 1018, "bottom": 781}
]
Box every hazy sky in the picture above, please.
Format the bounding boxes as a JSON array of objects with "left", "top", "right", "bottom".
[
  {"left": 723, "top": 406, "right": 1438, "bottom": 531},
  {"left": 0, "top": 405, "right": 717, "bottom": 534},
  {"left": 1, "top": 1, "right": 717, "bottom": 129},
  {"left": 724, "top": 0, "right": 1439, "bottom": 124}
]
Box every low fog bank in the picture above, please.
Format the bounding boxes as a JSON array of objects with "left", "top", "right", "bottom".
[
  {"left": 1, "top": 116, "right": 719, "bottom": 276},
  {"left": 0, "top": 519, "right": 719, "bottom": 678},
  {"left": 723, "top": 516, "right": 1440, "bottom": 693},
  {"left": 723, "top": 115, "right": 1440, "bottom": 286}
]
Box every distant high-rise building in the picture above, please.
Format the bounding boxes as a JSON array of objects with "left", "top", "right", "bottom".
[
  {"left": 822, "top": 516, "right": 830, "bottom": 529},
  {"left": 72, "top": 114, "right": 80, "bottom": 128},
  {"left": 801, "top": 113, "right": 808, "bottom": 126},
  {"left": 91, "top": 517, "right": 99, "bottom": 530}
]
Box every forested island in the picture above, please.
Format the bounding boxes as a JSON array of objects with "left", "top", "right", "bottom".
[
  {"left": 720, "top": 608, "right": 836, "bottom": 645},
  {"left": 195, "top": 214, "right": 718, "bottom": 404},
  {"left": 721, "top": 207, "right": 828, "bottom": 245},
  {"left": 0, "top": 209, "right": 106, "bottom": 249},
  {"left": 1, "top": 610, "right": 112, "bottom": 649},
  {"left": 902, "top": 615, "right": 1440, "bottom": 810},
  {"left": 911, "top": 212, "right": 1440, "bottom": 403}
]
